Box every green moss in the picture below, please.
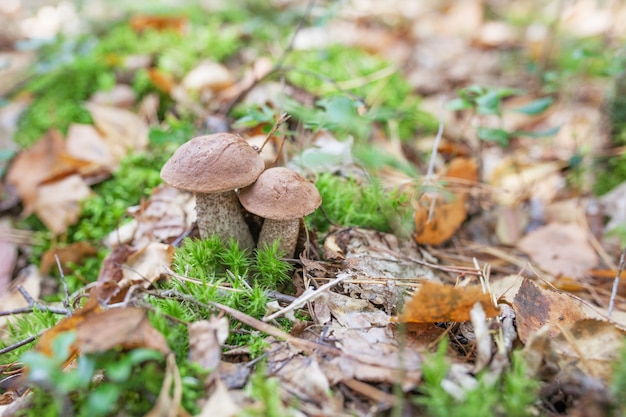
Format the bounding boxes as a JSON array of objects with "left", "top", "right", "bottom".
[
  {"left": 309, "top": 172, "right": 414, "bottom": 235},
  {"left": 594, "top": 154, "right": 626, "bottom": 196}
]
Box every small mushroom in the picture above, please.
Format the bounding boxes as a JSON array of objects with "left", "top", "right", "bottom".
[
  {"left": 160, "top": 133, "right": 264, "bottom": 250},
  {"left": 238, "top": 167, "right": 321, "bottom": 258}
]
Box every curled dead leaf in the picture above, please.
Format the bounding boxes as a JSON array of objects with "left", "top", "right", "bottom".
[{"left": 392, "top": 281, "right": 499, "bottom": 323}]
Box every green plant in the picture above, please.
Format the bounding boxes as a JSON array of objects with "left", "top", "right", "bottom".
[
  {"left": 254, "top": 241, "right": 292, "bottom": 288},
  {"left": 447, "top": 85, "right": 557, "bottom": 147},
  {"left": 20, "top": 331, "right": 166, "bottom": 417},
  {"left": 308, "top": 172, "right": 413, "bottom": 236},
  {"left": 240, "top": 362, "right": 295, "bottom": 417},
  {"left": 415, "top": 339, "right": 539, "bottom": 417},
  {"left": 610, "top": 338, "right": 626, "bottom": 414}
]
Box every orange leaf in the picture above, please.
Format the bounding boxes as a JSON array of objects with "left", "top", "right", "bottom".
[
  {"left": 414, "top": 194, "right": 467, "bottom": 245},
  {"left": 129, "top": 15, "right": 187, "bottom": 33},
  {"left": 148, "top": 68, "right": 176, "bottom": 94},
  {"left": 392, "top": 281, "right": 499, "bottom": 323},
  {"left": 414, "top": 158, "right": 477, "bottom": 245}
]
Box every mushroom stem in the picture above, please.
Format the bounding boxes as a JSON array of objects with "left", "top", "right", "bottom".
[
  {"left": 196, "top": 191, "right": 255, "bottom": 251},
  {"left": 257, "top": 218, "right": 300, "bottom": 258}
]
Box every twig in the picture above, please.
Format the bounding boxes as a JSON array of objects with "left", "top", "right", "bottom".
[
  {"left": 0, "top": 334, "right": 39, "bottom": 356},
  {"left": 260, "top": 112, "right": 290, "bottom": 153},
  {"left": 0, "top": 286, "right": 70, "bottom": 317},
  {"left": 158, "top": 290, "right": 340, "bottom": 356},
  {"left": 262, "top": 273, "right": 349, "bottom": 322},
  {"left": 55, "top": 255, "right": 71, "bottom": 312},
  {"left": 425, "top": 97, "right": 446, "bottom": 182},
  {"left": 608, "top": 246, "right": 626, "bottom": 318}
]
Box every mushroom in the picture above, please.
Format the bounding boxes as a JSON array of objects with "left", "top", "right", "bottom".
[
  {"left": 160, "top": 133, "right": 264, "bottom": 250},
  {"left": 238, "top": 167, "right": 321, "bottom": 258}
]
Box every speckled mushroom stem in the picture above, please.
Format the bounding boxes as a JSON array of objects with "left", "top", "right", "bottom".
[
  {"left": 257, "top": 218, "right": 300, "bottom": 259},
  {"left": 195, "top": 191, "right": 255, "bottom": 251}
]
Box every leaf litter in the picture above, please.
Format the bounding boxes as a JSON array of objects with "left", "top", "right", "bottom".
[{"left": 1, "top": 0, "right": 626, "bottom": 416}]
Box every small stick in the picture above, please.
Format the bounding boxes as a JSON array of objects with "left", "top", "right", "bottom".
[
  {"left": 263, "top": 273, "right": 348, "bottom": 322},
  {"left": 55, "top": 255, "right": 71, "bottom": 312},
  {"left": 0, "top": 334, "right": 39, "bottom": 356},
  {"left": 608, "top": 246, "right": 626, "bottom": 318}
]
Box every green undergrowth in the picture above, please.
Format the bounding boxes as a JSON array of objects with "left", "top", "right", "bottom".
[
  {"left": 414, "top": 339, "right": 540, "bottom": 417},
  {"left": 149, "top": 237, "right": 294, "bottom": 359},
  {"left": 284, "top": 45, "right": 437, "bottom": 140},
  {"left": 14, "top": 11, "right": 244, "bottom": 146},
  {"left": 309, "top": 172, "right": 415, "bottom": 237}
]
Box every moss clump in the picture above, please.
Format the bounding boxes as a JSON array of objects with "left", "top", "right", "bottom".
[{"left": 309, "top": 172, "right": 413, "bottom": 235}]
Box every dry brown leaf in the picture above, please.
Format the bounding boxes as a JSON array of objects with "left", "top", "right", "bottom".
[
  {"left": 0, "top": 221, "right": 17, "bottom": 296},
  {"left": 198, "top": 379, "right": 240, "bottom": 417},
  {"left": 182, "top": 60, "right": 234, "bottom": 92},
  {"left": 5, "top": 130, "right": 66, "bottom": 216},
  {"left": 414, "top": 157, "right": 477, "bottom": 245},
  {"left": 392, "top": 281, "right": 499, "bottom": 323},
  {"left": 517, "top": 223, "right": 598, "bottom": 278},
  {"left": 552, "top": 319, "right": 624, "bottom": 382},
  {"left": 76, "top": 307, "right": 170, "bottom": 354},
  {"left": 40, "top": 241, "right": 99, "bottom": 275},
  {"left": 95, "top": 245, "right": 136, "bottom": 304},
  {"left": 489, "top": 161, "right": 564, "bottom": 205},
  {"left": 126, "top": 185, "right": 195, "bottom": 247},
  {"left": 129, "top": 15, "right": 187, "bottom": 33},
  {"left": 85, "top": 102, "right": 148, "bottom": 165},
  {"left": 0, "top": 265, "right": 41, "bottom": 330},
  {"left": 119, "top": 242, "right": 174, "bottom": 289},
  {"left": 147, "top": 68, "right": 176, "bottom": 94},
  {"left": 37, "top": 294, "right": 170, "bottom": 358},
  {"left": 188, "top": 318, "right": 229, "bottom": 371},
  {"left": 34, "top": 174, "right": 93, "bottom": 235},
  {"left": 512, "top": 279, "right": 587, "bottom": 344},
  {"left": 65, "top": 123, "right": 116, "bottom": 172}
]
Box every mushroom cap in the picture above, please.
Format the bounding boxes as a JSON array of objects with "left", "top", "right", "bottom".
[
  {"left": 160, "top": 133, "right": 264, "bottom": 193},
  {"left": 239, "top": 167, "right": 322, "bottom": 220}
]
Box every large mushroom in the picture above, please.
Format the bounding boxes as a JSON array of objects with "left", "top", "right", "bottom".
[
  {"left": 160, "top": 133, "right": 264, "bottom": 250},
  {"left": 238, "top": 167, "right": 321, "bottom": 258}
]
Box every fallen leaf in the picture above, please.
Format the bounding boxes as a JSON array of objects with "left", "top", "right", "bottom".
[
  {"left": 188, "top": 317, "right": 229, "bottom": 371},
  {"left": 182, "top": 60, "right": 234, "bottom": 92},
  {"left": 392, "top": 281, "right": 499, "bottom": 323},
  {"left": 517, "top": 223, "right": 598, "bottom": 278},
  {"left": 147, "top": 68, "right": 176, "bottom": 94},
  {"left": 512, "top": 279, "right": 587, "bottom": 344},
  {"left": 37, "top": 295, "right": 170, "bottom": 357},
  {"left": 40, "top": 241, "right": 99, "bottom": 275},
  {"left": 76, "top": 307, "right": 170, "bottom": 354},
  {"left": 0, "top": 220, "right": 17, "bottom": 296},
  {"left": 552, "top": 319, "right": 624, "bottom": 382},
  {"left": 65, "top": 123, "right": 115, "bottom": 172},
  {"left": 5, "top": 130, "right": 65, "bottom": 216},
  {"left": 34, "top": 174, "right": 92, "bottom": 235},
  {"left": 198, "top": 379, "right": 240, "bottom": 417},
  {"left": 85, "top": 102, "right": 148, "bottom": 165},
  {"left": 414, "top": 158, "right": 477, "bottom": 245},
  {"left": 118, "top": 242, "right": 174, "bottom": 292},
  {"left": 0, "top": 265, "right": 41, "bottom": 330},
  {"left": 129, "top": 15, "right": 187, "bottom": 33},
  {"left": 95, "top": 244, "right": 136, "bottom": 304}
]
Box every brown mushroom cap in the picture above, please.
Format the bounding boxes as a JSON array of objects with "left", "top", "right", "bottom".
[
  {"left": 239, "top": 167, "right": 321, "bottom": 220},
  {"left": 160, "top": 133, "right": 264, "bottom": 193}
]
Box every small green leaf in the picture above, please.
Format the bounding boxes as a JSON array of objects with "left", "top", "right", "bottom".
[
  {"left": 446, "top": 98, "right": 473, "bottom": 111},
  {"left": 86, "top": 383, "right": 121, "bottom": 416},
  {"left": 511, "top": 97, "right": 553, "bottom": 115},
  {"left": 514, "top": 126, "right": 560, "bottom": 138},
  {"left": 477, "top": 127, "right": 511, "bottom": 147},
  {"left": 475, "top": 90, "right": 502, "bottom": 115}
]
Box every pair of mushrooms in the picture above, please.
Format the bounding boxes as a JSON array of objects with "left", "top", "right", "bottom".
[{"left": 160, "top": 133, "right": 321, "bottom": 258}]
